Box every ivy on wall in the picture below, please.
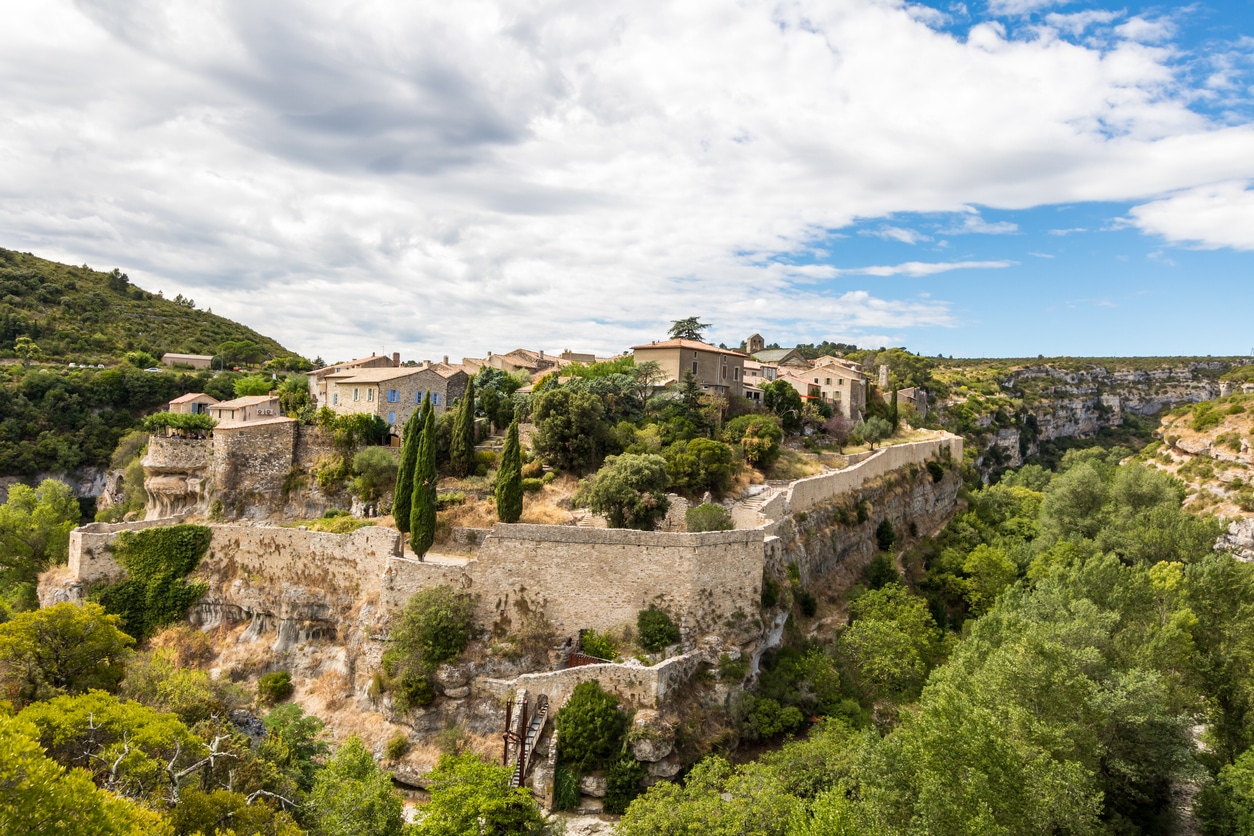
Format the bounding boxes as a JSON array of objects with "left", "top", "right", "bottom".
[{"left": 90, "top": 524, "right": 211, "bottom": 640}]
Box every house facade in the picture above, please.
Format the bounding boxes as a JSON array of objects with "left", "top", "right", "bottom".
[
  {"left": 208, "top": 395, "right": 281, "bottom": 425},
  {"left": 325, "top": 364, "right": 469, "bottom": 433},
  {"left": 311, "top": 353, "right": 400, "bottom": 407},
  {"left": 162, "top": 353, "right": 215, "bottom": 370},
  {"left": 631, "top": 339, "right": 746, "bottom": 399},
  {"left": 168, "top": 392, "right": 219, "bottom": 415},
  {"left": 796, "top": 357, "right": 868, "bottom": 420}
]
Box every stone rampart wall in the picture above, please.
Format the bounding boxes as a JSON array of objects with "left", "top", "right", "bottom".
[
  {"left": 479, "top": 651, "right": 707, "bottom": 710},
  {"left": 787, "top": 435, "right": 962, "bottom": 513},
  {"left": 68, "top": 514, "right": 192, "bottom": 583},
  {"left": 146, "top": 435, "right": 211, "bottom": 470},
  {"left": 212, "top": 421, "right": 299, "bottom": 516}
]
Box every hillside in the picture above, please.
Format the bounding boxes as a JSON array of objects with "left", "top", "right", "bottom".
[
  {"left": 0, "top": 248, "right": 293, "bottom": 364},
  {"left": 1141, "top": 391, "right": 1254, "bottom": 518}
]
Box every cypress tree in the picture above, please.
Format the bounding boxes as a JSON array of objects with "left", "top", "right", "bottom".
[
  {"left": 890, "top": 388, "right": 900, "bottom": 432},
  {"left": 450, "top": 377, "right": 476, "bottom": 478},
  {"left": 393, "top": 408, "right": 422, "bottom": 550},
  {"left": 496, "top": 420, "right": 523, "bottom": 524},
  {"left": 410, "top": 406, "right": 437, "bottom": 558}
]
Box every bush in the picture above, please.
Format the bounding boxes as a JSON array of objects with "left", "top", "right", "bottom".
[
  {"left": 583, "top": 453, "right": 671, "bottom": 531},
  {"left": 723, "top": 414, "right": 783, "bottom": 467},
  {"left": 555, "top": 681, "right": 629, "bottom": 772},
  {"left": 797, "top": 589, "right": 818, "bottom": 617},
  {"left": 385, "top": 733, "right": 410, "bottom": 760},
  {"left": 90, "top": 524, "right": 211, "bottom": 641},
  {"left": 521, "top": 477, "right": 544, "bottom": 493},
  {"left": 389, "top": 586, "right": 477, "bottom": 671},
  {"left": 637, "top": 606, "right": 681, "bottom": 652},
  {"left": 521, "top": 460, "right": 544, "bottom": 479},
  {"left": 761, "top": 576, "right": 781, "bottom": 608},
  {"left": 875, "top": 518, "right": 897, "bottom": 552},
  {"left": 863, "top": 553, "right": 898, "bottom": 589},
  {"left": 437, "top": 490, "right": 466, "bottom": 508},
  {"left": 580, "top": 629, "right": 618, "bottom": 661},
  {"left": 685, "top": 503, "right": 733, "bottom": 532},
  {"left": 604, "top": 756, "right": 647, "bottom": 815},
  {"left": 553, "top": 763, "right": 581, "bottom": 811},
  {"left": 719, "top": 652, "right": 750, "bottom": 681},
  {"left": 257, "top": 671, "right": 293, "bottom": 705},
  {"left": 740, "top": 695, "right": 805, "bottom": 742},
  {"left": 926, "top": 459, "right": 945, "bottom": 482},
  {"left": 392, "top": 671, "right": 436, "bottom": 711}
]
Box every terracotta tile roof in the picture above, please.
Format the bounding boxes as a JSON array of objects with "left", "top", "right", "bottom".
[
  {"left": 631, "top": 339, "right": 747, "bottom": 357},
  {"left": 170, "top": 392, "right": 219, "bottom": 405},
  {"left": 211, "top": 395, "right": 278, "bottom": 409},
  {"left": 215, "top": 416, "right": 295, "bottom": 430},
  {"left": 312, "top": 355, "right": 395, "bottom": 377},
  {"left": 325, "top": 367, "right": 422, "bottom": 383}
]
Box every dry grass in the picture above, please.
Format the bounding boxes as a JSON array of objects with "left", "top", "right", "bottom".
[
  {"left": 520, "top": 498, "right": 571, "bottom": 525},
  {"left": 767, "top": 448, "right": 825, "bottom": 481},
  {"left": 435, "top": 497, "right": 498, "bottom": 543},
  {"left": 308, "top": 670, "right": 353, "bottom": 712},
  {"left": 148, "top": 625, "right": 217, "bottom": 666}
]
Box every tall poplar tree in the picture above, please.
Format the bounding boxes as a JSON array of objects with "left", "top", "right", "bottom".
[
  {"left": 392, "top": 408, "right": 422, "bottom": 553},
  {"left": 495, "top": 420, "right": 523, "bottom": 524},
  {"left": 410, "top": 406, "right": 437, "bottom": 558},
  {"left": 450, "top": 377, "right": 476, "bottom": 478}
]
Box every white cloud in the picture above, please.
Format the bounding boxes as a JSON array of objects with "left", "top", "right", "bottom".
[
  {"left": 1130, "top": 182, "right": 1254, "bottom": 250},
  {"left": 841, "top": 260, "right": 1015, "bottom": 277},
  {"left": 1044, "top": 10, "right": 1120, "bottom": 37},
  {"left": 860, "top": 226, "right": 931, "bottom": 244},
  {"left": 0, "top": 0, "right": 1251, "bottom": 360},
  {"left": 1116, "top": 16, "right": 1175, "bottom": 44},
  {"left": 942, "top": 208, "right": 1020, "bottom": 234},
  {"left": 988, "top": 0, "right": 1070, "bottom": 16}
]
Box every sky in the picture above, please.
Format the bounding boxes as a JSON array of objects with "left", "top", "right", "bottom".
[{"left": 2, "top": 0, "right": 1253, "bottom": 363}]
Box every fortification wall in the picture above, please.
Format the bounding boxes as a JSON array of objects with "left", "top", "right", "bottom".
[
  {"left": 382, "top": 524, "right": 763, "bottom": 642},
  {"left": 787, "top": 434, "right": 962, "bottom": 513},
  {"left": 68, "top": 514, "right": 191, "bottom": 583},
  {"left": 479, "top": 651, "right": 708, "bottom": 710},
  {"left": 212, "top": 421, "right": 299, "bottom": 517}
]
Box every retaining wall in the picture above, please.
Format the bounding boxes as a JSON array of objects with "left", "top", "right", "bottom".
[
  {"left": 787, "top": 435, "right": 962, "bottom": 513},
  {"left": 479, "top": 651, "right": 708, "bottom": 710}
]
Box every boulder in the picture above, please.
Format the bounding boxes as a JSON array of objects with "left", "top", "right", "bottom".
[
  {"left": 579, "top": 775, "right": 607, "bottom": 797},
  {"left": 629, "top": 710, "right": 675, "bottom": 762},
  {"left": 647, "top": 756, "right": 682, "bottom": 779},
  {"left": 434, "top": 663, "right": 471, "bottom": 690},
  {"left": 442, "top": 685, "right": 471, "bottom": 700}
]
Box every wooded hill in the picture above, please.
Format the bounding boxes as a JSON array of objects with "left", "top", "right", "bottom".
[{"left": 0, "top": 248, "right": 292, "bottom": 364}]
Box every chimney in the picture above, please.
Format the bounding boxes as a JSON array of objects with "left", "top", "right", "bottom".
[
  {"left": 539, "top": 350, "right": 545, "bottom": 361},
  {"left": 443, "top": 355, "right": 449, "bottom": 365},
  {"left": 392, "top": 352, "right": 400, "bottom": 366},
  {"left": 422, "top": 360, "right": 430, "bottom": 369}
]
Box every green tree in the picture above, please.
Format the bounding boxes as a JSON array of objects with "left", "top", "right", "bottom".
[
  {"left": 450, "top": 376, "right": 476, "bottom": 478},
  {"left": 495, "top": 421, "right": 523, "bottom": 524},
  {"left": 393, "top": 405, "right": 423, "bottom": 546},
  {"left": 387, "top": 586, "right": 477, "bottom": 672},
  {"left": 531, "top": 388, "right": 609, "bottom": 473},
  {"left": 582, "top": 453, "right": 671, "bottom": 530},
  {"left": 0, "top": 602, "right": 134, "bottom": 707},
  {"left": 963, "top": 543, "right": 1018, "bottom": 614},
  {"left": 13, "top": 335, "right": 42, "bottom": 369},
  {"left": 664, "top": 437, "right": 735, "bottom": 498},
  {"left": 837, "top": 584, "right": 940, "bottom": 701},
  {"left": 351, "top": 447, "right": 398, "bottom": 504},
  {"left": 0, "top": 713, "right": 171, "bottom": 836},
  {"left": 277, "top": 374, "right": 312, "bottom": 417},
  {"left": 638, "top": 606, "right": 682, "bottom": 652},
  {"left": 763, "top": 380, "right": 803, "bottom": 434},
  {"left": 723, "top": 414, "right": 783, "bottom": 468},
  {"left": 412, "top": 752, "right": 547, "bottom": 835},
  {"left": 411, "top": 407, "right": 437, "bottom": 557},
  {"left": 308, "top": 736, "right": 404, "bottom": 836},
  {"left": 0, "top": 478, "right": 80, "bottom": 610},
  {"left": 261, "top": 703, "right": 330, "bottom": 793},
  {"left": 686, "top": 502, "right": 734, "bottom": 532},
  {"left": 668, "top": 316, "right": 711, "bottom": 342},
  {"left": 233, "top": 375, "right": 273, "bottom": 397},
  {"left": 556, "top": 681, "right": 629, "bottom": 772},
  {"left": 858, "top": 415, "right": 893, "bottom": 449}
]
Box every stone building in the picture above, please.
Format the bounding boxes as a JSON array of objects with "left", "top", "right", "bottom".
[
  {"left": 168, "top": 392, "right": 218, "bottom": 415},
  {"left": 310, "top": 353, "right": 400, "bottom": 407},
  {"left": 161, "top": 353, "right": 215, "bottom": 369},
  {"left": 632, "top": 339, "right": 746, "bottom": 399},
  {"left": 777, "top": 359, "right": 868, "bottom": 420},
  {"left": 324, "top": 363, "right": 469, "bottom": 434},
  {"left": 208, "top": 395, "right": 281, "bottom": 426}
]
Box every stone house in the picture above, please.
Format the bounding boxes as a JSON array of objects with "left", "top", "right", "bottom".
[
  {"left": 790, "top": 357, "right": 868, "bottom": 420},
  {"left": 311, "top": 353, "right": 400, "bottom": 407},
  {"left": 750, "top": 346, "right": 810, "bottom": 369},
  {"left": 208, "top": 395, "right": 281, "bottom": 426},
  {"left": 632, "top": 339, "right": 746, "bottom": 399},
  {"left": 168, "top": 392, "right": 219, "bottom": 415},
  {"left": 463, "top": 348, "right": 568, "bottom": 378},
  {"left": 161, "top": 353, "right": 215, "bottom": 370},
  {"left": 324, "top": 364, "right": 468, "bottom": 434}
]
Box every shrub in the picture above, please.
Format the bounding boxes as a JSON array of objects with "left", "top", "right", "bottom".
[
  {"left": 385, "top": 733, "right": 410, "bottom": 760},
  {"left": 740, "top": 695, "right": 805, "bottom": 742},
  {"left": 436, "top": 491, "right": 466, "bottom": 508},
  {"left": 392, "top": 671, "right": 436, "bottom": 711},
  {"left": 521, "top": 477, "right": 544, "bottom": 493},
  {"left": 875, "top": 518, "right": 897, "bottom": 552},
  {"left": 637, "top": 606, "right": 681, "bottom": 652},
  {"left": 797, "top": 589, "right": 818, "bottom": 618},
  {"left": 580, "top": 629, "right": 617, "bottom": 661},
  {"left": 926, "top": 459, "right": 945, "bottom": 482},
  {"left": 583, "top": 453, "right": 671, "bottom": 530},
  {"left": 719, "top": 652, "right": 750, "bottom": 681},
  {"left": 723, "top": 414, "right": 783, "bottom": 467},
  {"left": 555, "top": 681, "right": 629, "bottom": 772},
  {"left": 553, "top": 764, "right": 581, "bottom": 811},
  {"left": 258, "top": 671, "right": 293, "bottom": 705},
  {"left": 863, "top": 553, "right": 898, "bottom": 589},
  {"left": 90, "top": 524, "right": 211, "bottom": 641},
  {"left": 685, "top": 503, "right": 734, "bottom": 532},
  {"left": 760, "top": 576, "right": 781, "bottom": 609},
  {"left": 389, "top": 586, "right": 477, "bottom": 671},
  {"left": 604, "top": 756, "right": 647, "bottom": 815},
  {"left": 520, "top": 460, "right": 544, "bottom": 479}
]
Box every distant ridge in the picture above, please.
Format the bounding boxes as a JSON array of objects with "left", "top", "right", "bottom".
[{"left": 0, "top": 248, "right": 295, "bottom": 364}]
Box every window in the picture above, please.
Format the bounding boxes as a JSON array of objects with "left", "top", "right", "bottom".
[
  {"left": 733, "top": 367, "right": 740, "bottom": 380},
  {"left": 388, "top": 411, "right": 395, "bottom": 424},
  {"left": 721, "top": 365, "right": 727, "bottom": 380},
  {"left": 332, "top": 393, "right": 338, "bottom": 405},
  {"left": 434, "top": 393, "right": 441, "bottom": 406},
  {"left": 387, "top": 389, "right": 398, "bottom": 403},
  {"left": 839, "top": 379, "right": 844, "bottom": 386},
  {"left": 825, "top": 378, "right": 831, "bottom": 385},
  {"left": 415, "top": 391, "right": 423, "bottom": 404},
  {"left": 692, "top": 360, "right": 698, "bottom": 375},
  {"left": 367, "top": 388, "right": 374, "bottom": 402},
  {"left": 352, "top": 388, "right": 360, "bottom": 401}
]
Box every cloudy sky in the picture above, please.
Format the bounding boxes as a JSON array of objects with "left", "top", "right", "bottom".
[{"left": 3, "top": 0, "right": 1253, "bottom": 363}]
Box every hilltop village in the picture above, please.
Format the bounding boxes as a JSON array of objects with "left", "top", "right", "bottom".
[{"left": 38, "top": 326, "right": 963, "bottom": 819}]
